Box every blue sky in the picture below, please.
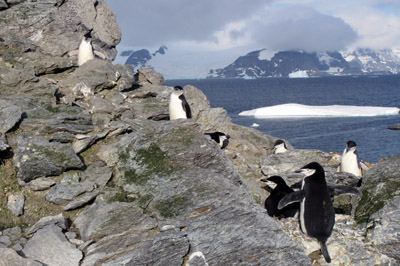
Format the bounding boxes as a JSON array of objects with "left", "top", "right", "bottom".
[{"left": 105, "top": 0, "right": 400, "bottom": 52}]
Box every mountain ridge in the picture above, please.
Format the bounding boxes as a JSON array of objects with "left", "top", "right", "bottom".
[{"left": 208, "top": 48, "right": 400, "bottom": 78}]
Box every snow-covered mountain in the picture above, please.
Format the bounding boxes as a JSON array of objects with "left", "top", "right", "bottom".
[
  {"left": 341, "top": 48, "right": 400, "bottom": 74},
  {"left": 208, "top": 49, "right": 353, "bottom": 78},
  {"left": 120, "top": 46, "right": 168, "bottom": 71},
  {"left": 118, "top": 46, "right": 400, "bottom": 79},
  {"left": 208, "top": 48, "right": 400, "bottom": 78}
]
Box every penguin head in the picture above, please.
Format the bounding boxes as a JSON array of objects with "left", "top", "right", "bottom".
[
  {"left": 173, "top": 85, "right": 184, "bottom": 93},
  {"left": 261, "top": 176, "right": 287, "bottom": 189},
  {"left": 347, "top": 140, "right": 357, "bottom": 148},
  {"left": 83, "top": 32, "right": 92, "bottom": 41},
  {"left": 296, "top": 162, "right": 325, "bottom": 179},
  {"left": 81, "top": 36, "right": 92, "bottom": 45},
  {"left": 345, "top": 140, "right": 357, "bottom": 153},
  {"left": 274, "top": 139, "right": 285, "bottom": 147}
]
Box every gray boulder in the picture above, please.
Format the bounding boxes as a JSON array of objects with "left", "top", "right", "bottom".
[
  {"left": 12, "top": 133, "right": 84, "bottom": 182},
  {"left": 261, "top": 149, "right": 334, "bottom": 177},
  {"left": 134, "top": 67, "right": 165, "bottom": 86},
  {"left": 58, "top": 59, "right": 122, "bottom": 97},
  {"left": 0, "top": 99, "right": 24, "bottom": 133},
  {"left": 7, "top": 194, "right": 25, "bottom": 216},
  {"left": 23, "top": 225, "right": 83, "bottom": 266},
  {"left": 354, "top": 155, "right": 400, "bottom": 225}
]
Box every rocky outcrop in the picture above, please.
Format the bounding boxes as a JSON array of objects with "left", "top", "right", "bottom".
[
  {"left": 355, "top": 155, "right": 400, "bottom": 224},
  {"left": 0, "top": 1, "right": 399, "bottom": 265},
  {"left": 0, "top": 0, "right": 120, "bottom": 60}
]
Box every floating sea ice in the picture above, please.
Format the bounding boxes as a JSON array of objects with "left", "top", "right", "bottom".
[
  {"left": 239, "top": 103, "right": 400, "bottom": 118},
  {"left": 288, "top": 70, "right": 309, "bottom": 78},
  {"left": 251, "top": 123, "right": 260, "bottom": 127}
]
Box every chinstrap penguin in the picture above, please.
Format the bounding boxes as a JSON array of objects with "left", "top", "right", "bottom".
[
  {"left": 169, "top": 86, "right": 192, "bottom": 120},
  {"left": 339, "top": 140, "right": 362, "bottom": 177},
  {"left": 261, "top": 176, "right": 299, "bottom": 218},
  {"left": 78, "top": 34, "right": 94, "bottom": 66},
  {"left": 273, "top": 139, "right": 288, "bottom": 154},
  {"left": 278, "top": 162, "right": 334, "bottom": 263},
  {"left": 205, "top": 132, "right": 230, "bottom": 149}
]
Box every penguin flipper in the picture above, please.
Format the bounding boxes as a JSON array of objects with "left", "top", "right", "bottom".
[
  {"left": 277, "top": 191, "right": 305, "bottom": 210},
  {"left": 328, "top": 185, "right": 361, "bottom": 196},
  {"left": 179, "top": 94, "right": 192, "bottom": 119},
  {"left": 360, "top": 162, "right": 370, "bottom": 171}
]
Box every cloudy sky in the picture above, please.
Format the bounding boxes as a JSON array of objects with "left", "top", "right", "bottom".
[{"left": 105, "top": 0, "right": 400, "bottom": 78}]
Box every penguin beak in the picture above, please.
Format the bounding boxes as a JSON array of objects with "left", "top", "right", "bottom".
[
  {"left": 295, "top": 168, "right": 316, "bottom": 177},
  {"left": 260, "top": 179, "right": 277, "bottom": 190}
]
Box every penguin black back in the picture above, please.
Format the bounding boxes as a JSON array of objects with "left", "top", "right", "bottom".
[
  {"left": 262, "top": 176, "right": 299, "bottom": 218},
  {"left": 299, "top": 162, "right": 334, "bottom": 263}
]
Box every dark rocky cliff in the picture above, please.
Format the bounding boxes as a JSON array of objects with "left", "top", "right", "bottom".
[{"left": 0, "top": 1, "right": 399, "bottom": 265}]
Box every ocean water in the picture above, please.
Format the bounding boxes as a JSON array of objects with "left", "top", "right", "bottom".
[{"left": 166, "top": 76, "right": 400, "bottom": 163}]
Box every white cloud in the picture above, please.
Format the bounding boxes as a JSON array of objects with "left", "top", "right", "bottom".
[
  {"left": 106, "top": 0, "right": 400, "bottom": 69},
  {"left": 106, "top": 0, "right": 269, "bottom": 47},
  {"left": 247, "top": 5, "right": 358, "bottom": 52}
]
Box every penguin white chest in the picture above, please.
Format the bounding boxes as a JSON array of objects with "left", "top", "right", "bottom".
[
  {"left": 341, "top": 152, "right": 361, "bottom": 176},
  {"left": 274, "top": 143, "right": 287, "bottom": 154},
  {"left": 299, "top": 179, "right": 307, "bottom": 235},
  {"left": 169, "top": 93, "right": 187, "bottom": 120},
  {"left": 78, "top": 39, "right": 94, "bottom": 66}
]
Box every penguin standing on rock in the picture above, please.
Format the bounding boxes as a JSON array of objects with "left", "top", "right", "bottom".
[
  {"left": 169, "top": 86, "right": 192, "bottom": 120},
  {"left": 339, "top": 140, "right": 362, "bottom": 177},
  {"left": 278, "top": 162, "right": 335, "bottom": 263},
  {"left": 273, "top": 139, "right": 288, "bottom": 154},
  {"left": 261, "top": 176, "right": 299, "bottom": 218},
  {"left": 78, "top": 33, "right": 95, "bottom": 66}
]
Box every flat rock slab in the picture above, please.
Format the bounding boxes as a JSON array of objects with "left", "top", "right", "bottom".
[
  {"left": 63, "top": 191, "right": 99, "bottom": 211},
  {"left": 12, "top": 133, "right": 84, "bottom": 182},
  {"left": 23, "top": 224, "right": 83, "bottom": 266},
  {"left": 73, "top": 202, "right": 157, "bottom": 241},
  {"left": 102, "top": 231, "right": 189, "bottom": 266},
  {"left": 26, "top": 213, "right": 68, "bottom": 235},
  {"left": 24, "top": 177, "right": 56, "bottom": 191},
  {"left": 7, "top": 194, "right": 25, "bottom": 216},
  {"left": 0, "top": 248, "right": 43, "bottom": 266},
  {"left": 46, "top": 178, "right": 95, "bottom": 204}
]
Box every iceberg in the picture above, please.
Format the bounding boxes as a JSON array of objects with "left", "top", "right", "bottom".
[
  {"left": 288, "top": 70, "right": 309, "bottom": 78},
  {"left": 239, "top": 103, "right": 400, "bottom": 118}
]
